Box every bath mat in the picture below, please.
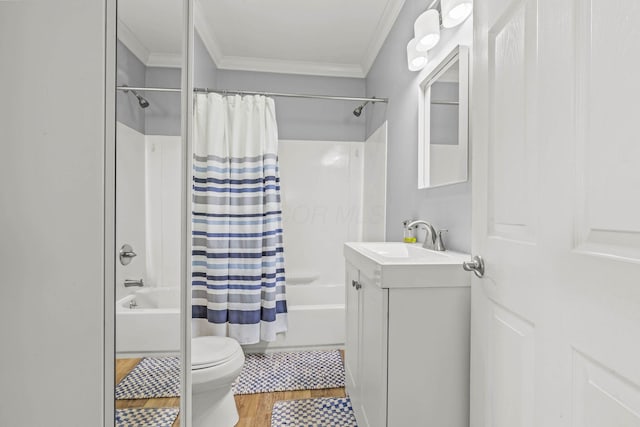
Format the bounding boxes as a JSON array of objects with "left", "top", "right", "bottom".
[
  {"left": 271, "top": 397, "right": 357, "bottom": 427},
  {"left": 232, "top": 350, "right": 345, "bottom": 395},
  {"left": 116, "top": 357, "right": 180, "bottom": 400},
  {"left": 115, "top": 407, "right": 179, "bottom": 427}
]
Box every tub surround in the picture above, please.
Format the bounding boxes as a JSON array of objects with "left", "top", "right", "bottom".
[{"left": 116, "top": 122, "right": 182, "bottom": 301}]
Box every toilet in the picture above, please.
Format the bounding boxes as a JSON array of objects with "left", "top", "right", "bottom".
[{"left": 192, "top": 336, "right": 245, "bottom": 427}]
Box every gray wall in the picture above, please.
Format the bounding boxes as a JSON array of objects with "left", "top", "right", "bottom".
[
  {"left": 117, "top": 40, "right": 146, "bottom": 133},
  {"left": 216, "top": 70, "right": 367, "bottom": 142},
  {"left": 117, "top": 41, "right": 182, "bottom": 136},
  {"left": 192, "top": 31, "right": 368, "bottom": 141},
  {"left": 1, "top": 1, "right": 108, "bottom": 424},
  {"left": 430, "top": 82, "right": 459, "bottom": 146},
  {"left": 366, "top": 0, "right": 472, "bottom": 252},
  {"left": 145, "top": 66, "right": 181, "bottom": 136},
  {"left": 195, "top": 31, "right": 218, "bottom": 89}
]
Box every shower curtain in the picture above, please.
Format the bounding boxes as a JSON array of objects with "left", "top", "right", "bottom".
[{"left": 191, "top": 93, "right": 288, "bottom": 345}]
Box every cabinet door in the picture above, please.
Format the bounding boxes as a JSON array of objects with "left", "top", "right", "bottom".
[
  {"left": 359, "top": 271, "right": 389, "bottom": 427},
  {"left": 344, "top": 262, "right": 361, "bottom": 409}
]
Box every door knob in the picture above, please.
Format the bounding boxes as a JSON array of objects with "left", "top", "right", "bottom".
[
  {"left": 463, "top": 255, "right": 485, "bottom": 278},
  {"left": 119, "top": 244, "right": 137, "bottom": 266}
]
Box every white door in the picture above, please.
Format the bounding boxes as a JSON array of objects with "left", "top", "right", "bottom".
[{"left": 471, "top": 1, "right": 640, "bottom": 426}]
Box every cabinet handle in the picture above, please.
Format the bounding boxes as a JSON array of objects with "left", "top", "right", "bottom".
[
  {"left": 354, "top": 281, "right": 362, "bottom": 290},
  {"left": 352, "top": 279, "right": 357, "bottom": 288}
]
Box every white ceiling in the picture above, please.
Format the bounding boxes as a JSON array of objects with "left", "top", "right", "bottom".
[
  {"left": 118, "top": 0, "right": 184, "bottom": 68},
  {"left": 118, "top": 0, "right": 405, "bottom": 78}
]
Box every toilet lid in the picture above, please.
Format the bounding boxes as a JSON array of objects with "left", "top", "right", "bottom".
[{"left": 191, "top": 336, "right": 242, "bottom": 370}]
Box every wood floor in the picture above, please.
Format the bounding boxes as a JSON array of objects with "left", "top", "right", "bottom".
[
  {"left": 116, "top": 351, "right": 346, "bottom": 427},
  {"left": 116, "top": 358, "right": 181, "bottom": 427},
  {"left": 234, "top": 386, "right": 347, "bottom": 427}
]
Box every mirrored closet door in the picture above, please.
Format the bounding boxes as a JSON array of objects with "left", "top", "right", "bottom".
[{"left": 114, "top": 1, "right": 185, "bottom": 425}]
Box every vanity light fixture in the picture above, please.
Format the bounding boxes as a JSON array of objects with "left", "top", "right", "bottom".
[
  {"left": 441, "top": 0, "right": 473, "bottom": 28},
  {"left": 414, "top": 9, "right": 441, "bottom": 52},
  {"left": 407, "top": 38, "right": 428, "bottom": 71},
  {"left": 407, "top": 0, "right": 472, "bottom": 71}
]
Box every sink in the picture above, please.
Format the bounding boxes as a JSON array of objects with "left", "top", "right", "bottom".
[
  {"left": 344, "top": 242, "right": 470, "bottom": 288},
  {"left": 358, "top": 242, "right": 453, "bottom": 261}
]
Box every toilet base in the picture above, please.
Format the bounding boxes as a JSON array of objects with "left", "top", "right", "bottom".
[{"left": 192, "top": 387, "right": 239, "bottom": 427}]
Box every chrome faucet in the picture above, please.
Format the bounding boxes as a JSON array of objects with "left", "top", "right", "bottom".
[
  {"left": 124, "top": 278, "right": 144, "bottom": 288},
  {"left": 405, "top": 220, "right": 440, "bottom": 250},
  {"left": 435, "top": 229, "right": 448, "bottom": 251}
]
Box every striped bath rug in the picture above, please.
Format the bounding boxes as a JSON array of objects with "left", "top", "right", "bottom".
[
  {"left": 116, "top": 357, "right": 180, "bottom": 400},
  {"left": 271, "top": 397, "right": 357, "bottom": 427},
  {"left": 115, "top": 407, "right": 179, "bottom": 427},
  {"left": 232, "top": 350, "right": 345, "bottom": 395}
]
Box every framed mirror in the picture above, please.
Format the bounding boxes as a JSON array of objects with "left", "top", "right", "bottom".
[{"left": 418, "top": 45, "right": 469, "bottom": 189}]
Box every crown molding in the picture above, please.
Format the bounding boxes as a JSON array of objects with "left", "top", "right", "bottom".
[
  {"left": 118, "top": 19, "right": 181, "bottom": 68},
  {"left": 193, "top": 0, "right": 364, "bottom": 77},
  {"left": 147, "top": 53, "right": 182, "bottom": 68},
  {"left": 117, "top": 19, "right": 150, "bottom": 65},
  {"left": 360, "top": 0, "right": 406, "bottom": 75},
  {"left": 194, "top": 1, "right": 223, "bottom": 66},
  {"left": 192, "top": 0, "right": 400, "bottom": 79},
  {"left": 217, "top": 56, "right": 366, "bottom": 78}
]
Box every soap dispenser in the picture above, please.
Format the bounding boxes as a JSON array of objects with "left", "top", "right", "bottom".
[{"left": 402, "top": 219, "right": 417, "bottom": 243}]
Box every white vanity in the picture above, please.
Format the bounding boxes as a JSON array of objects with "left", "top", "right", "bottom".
[{"left": 344, "top": 242, "right": 471, "bottom": 427}]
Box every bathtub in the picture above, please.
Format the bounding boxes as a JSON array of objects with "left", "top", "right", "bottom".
[
  {"left": 243, "top": 276, "right": 346, "bottom": 353},
  {"left": 116, "top": 287, "right": 180, "bottom": 357},
  {"left": 116, "top": 280, "right": 345, "bottom": 356}
]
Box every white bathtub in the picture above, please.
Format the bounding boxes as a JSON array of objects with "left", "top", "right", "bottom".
[
  {"left": 116, "top": 281, "right": 345, "bottom": 356},
  {"left": 243, "top": 279, "right": 346, "bottom": 353},
  {"left": 116, "top": 287, "right": 180, "bottom": 357}
]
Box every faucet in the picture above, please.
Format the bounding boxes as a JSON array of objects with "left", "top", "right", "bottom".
[
  {"left": 124, "top": 278, "right": 144, "bottom": 288},
  {"left": 405, "top": 220, "right": 439, "bottom": 250}
]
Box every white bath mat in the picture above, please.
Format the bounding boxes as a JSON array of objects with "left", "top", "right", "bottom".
[
  {"left": 232, "top": 350, "right": 345, "bottom": 395},
  {"left": 271, "top": 397, "right": 357, "bottom": 427},
  {"left": 115, "top": 407, "right": 179, "bottom": 427},
  {"left": 116, "top": 357, "right": 180, "bottom": 400}
]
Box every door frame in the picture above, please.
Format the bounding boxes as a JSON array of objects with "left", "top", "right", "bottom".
[{"left": 103, "top": 1, "right": 116, "bottom": 425}]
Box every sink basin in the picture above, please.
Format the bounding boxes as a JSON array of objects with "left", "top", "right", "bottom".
[
  {"left": 344, "top": 242, "right": 470, "bottom": 288},
  {"left": 358, "top": 242, "right": 453, "bottom": 261}
]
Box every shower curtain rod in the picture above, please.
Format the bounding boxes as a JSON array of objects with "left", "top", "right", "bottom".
[{"left": 116, "top": 86, "right": 388, "bottom": 103}]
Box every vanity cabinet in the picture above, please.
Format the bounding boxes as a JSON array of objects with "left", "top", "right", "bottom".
[
  {"left": 344, "top": 243, "right": 471, "bottom": 427},
  {"left": 345, "top": 261, "right": 388, "bottom": 427}
]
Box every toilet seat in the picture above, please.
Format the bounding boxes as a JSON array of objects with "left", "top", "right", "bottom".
[{"left": 192, "top": 336, "right": 242, "bottom": 370}]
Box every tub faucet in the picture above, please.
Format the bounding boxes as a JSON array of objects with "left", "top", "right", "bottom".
[
  {"left": 405, "top": 220, "right": 438, "bottom": 250},
  {"left": 124, "top": 278, "right": 144, "bottom": 288}
]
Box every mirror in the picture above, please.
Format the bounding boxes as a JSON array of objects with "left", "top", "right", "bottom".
[
  {"left": 115, "top": 1, "right": 184, "bottom": 425},
  {"left": 418, "top": 45, "right": 469, "bottom": 188}
]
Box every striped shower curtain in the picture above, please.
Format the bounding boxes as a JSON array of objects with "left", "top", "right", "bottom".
[{"left": 191, "top": 93, "right": 288, "bottom": 345}]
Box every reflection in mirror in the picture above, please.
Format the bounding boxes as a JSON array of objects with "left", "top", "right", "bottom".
[
  {"left": 115, "top": 1, "right": 183, "bottom": 426},
  {"left": 430, "top": 61, "right": 459, "bottom": 146},
  {"left": 418, "top": 45, "right": 469, "bottom": 189}
]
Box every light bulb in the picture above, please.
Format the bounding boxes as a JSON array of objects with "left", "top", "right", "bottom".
[
  {"left": 441, "top": 0, "right": 473, "bottom": 28},
  {"left": 414, "top": 9, "right": 441, "bottom": 52},
  {"left": 412, "top": 57, "right": 428, "bottom": 68},
  {"left": 407, "top": 38, "right": 428, "bottom": 71}
]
